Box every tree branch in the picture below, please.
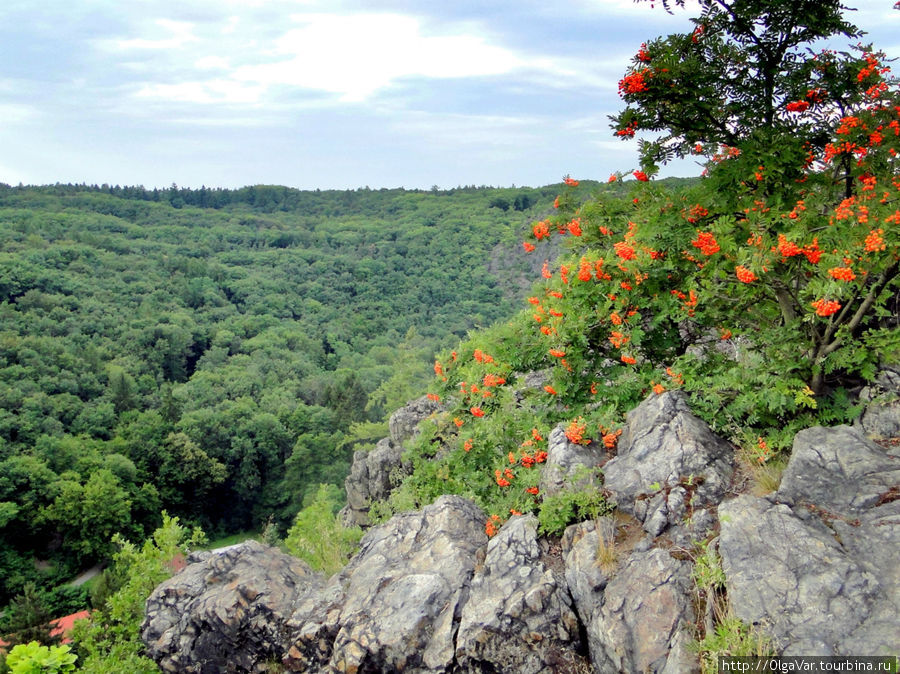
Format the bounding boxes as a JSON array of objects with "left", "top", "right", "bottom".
[{"left": 819, "top": 263, "right": 899, "bottom": 358}]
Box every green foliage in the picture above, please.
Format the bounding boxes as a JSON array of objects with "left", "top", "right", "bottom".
[
  {"left": 364, "top": 327, "right": 435, "bottom": 419},
  {"left": 284, "top": 484, "right": 362, "bottom": 576},
  {"left": 537, "top": 484, "right": 614, "bottom": 536},
  {"left": 40, "top": 469, "right": 133, "bottom": 562},
  {"left": 614, "top": 0, "right": 862, "bottom": 173},
  {"left": 0, "top": 584, "right": 56, "bottom": 650},
  {"left": 6, "top": 642, "right": 77, "bottom": 674},
  {"left": 0, "top": 182, "right": 553, "bottom": 604},
  {"left": 0, "top": 585, "right": 88, "bottom": 644},
  {"left": 525, "top": 0, "right": 897, "bottom": 437},
  {"left": 260, "top": 515, "right": 282, "bottom": 547},
  {"left": 689, "top": 540, "right": 775, "bottom": 672},
  {"left": 692, "top": 541, "right": 726, "bottom": 593},
  {"left": 69, "top": 513, "right": 205, "bottom": 674},
  {"left": 693, "top": 615, "right": 775, "bottom": 674}
]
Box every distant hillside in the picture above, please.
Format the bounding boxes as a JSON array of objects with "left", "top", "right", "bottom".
[{"left": 1, "top": 179, "right": 648, "bottom": 607}]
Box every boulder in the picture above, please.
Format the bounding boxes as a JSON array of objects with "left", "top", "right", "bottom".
[
  {"left": 856, "top": 366, "right": 900, "bottom": 440},
  {"left": 455, "top": 515, "right": 585, "bottom": 673},
  {"left": 141, "top": 541, "right": 323, "bottom": 674},
  {"left": 562, "top": 519, "right": 614, "bottom": 616},
  {"left": 340, "top": 437, "right": 406, "bottom": 528},
  {"left": 286, "top": 495, "right": 486, "bottom": 673},
  {"left": 777, "top": 425, "right": 900, "bottom": 516},
  {"left": 539, "top": 425, "right": 606, "bottom": 496},
  {"left": 719, "top": 424, "right": 900, "bottom": 656},
  {"left": 389, "top": 395, "right": 443, "bottom": 448},
  {"left": 718, "top": 495, "right": 881, "bottom": 655},
  {"left": 603, "top": 391, "right": 733, "bottom": 536},
  {"left": 829, "top": 498, "right": 900, "bottom": 655},
  {"left": 581, "top": 547, "right": 697, "bottom": 673}
]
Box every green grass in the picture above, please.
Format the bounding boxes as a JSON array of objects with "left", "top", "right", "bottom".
[{"left": 198, "top": 530, "right": 259, "bottom": 551}]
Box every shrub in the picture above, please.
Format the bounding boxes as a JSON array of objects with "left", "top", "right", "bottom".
[
  {"left": 69, "top": 513, "right": 205, "bottom": 674},
  {"left": 376, "top": 0, "right": 899, "bottom": 539},
  {"left": 6, "top": 642, "right": 77, "bottom": 674},
  {"left": 284, "top": 484, "right": 362, "bottom": 576}
]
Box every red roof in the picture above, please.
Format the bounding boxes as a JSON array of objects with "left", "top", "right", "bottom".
[
  {"left": 0, "top": 609, "right": 92, "bottom": 650},
  {"left": 49, "top": 610, "right": 91, "bottom": 643}
]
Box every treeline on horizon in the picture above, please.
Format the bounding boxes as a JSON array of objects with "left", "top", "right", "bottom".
[{"left": 0, "top": 181, "right": 558, "bottom": 215}]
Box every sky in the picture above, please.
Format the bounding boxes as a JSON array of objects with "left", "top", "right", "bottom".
[{"left": 1, "top": 1, "right": 898, "bottom": 191}]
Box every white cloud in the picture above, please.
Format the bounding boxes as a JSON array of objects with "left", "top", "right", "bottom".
[
  {"left": 0, "top": 102, "right": 39, "bottom": 124},
  {"left": 229, "top": 13, "right": 523, "bottom": 102},
  {"left": 115, "top": 19, "right": 199, "bottom": 51},
  {"left": 195, "top": 56, "right": 230, "bottom": 70},
  {"left": 221, "top": 16, "right": 240, "bottom": 35},
  {"left": 97, "top": 6, "right": 616, "bottom": 107},
  {"left": 576, "top": 0, "right": 701, "bottom": 22},
  {"left": 135, "top": 80, "right": 264, "bottom": 105},
  {"left": 384, "top": 109, "right": 541, "bottom": 149}
]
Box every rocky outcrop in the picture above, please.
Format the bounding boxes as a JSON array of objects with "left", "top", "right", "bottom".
[
  {"left": 539, "top": 425, "right": 606, "bottom": 496},
  {"left": 341, "top": 395, "right": 443, "bottom": 527},
  {"left": 141, "top": 540, "right": 323, "bottom": 673},
  {"left": 563, "top": 518, "right": 696, "bottom": 673},
  {"left": 388, "top": 395, "right": 444, "bottom": 448},
  {"left": 142, "top": 393, "right": 900, "bottom": 673},
  {"left": 144, "top": 497, "right": 591, "bottom": 673},
  {"left": 455, "top": 514, "right": 585, "bottom": 673},
  {"left": 603, "top": 391, "right": 733, "bottom": 538},
  {"left": 777, "top": 425, "right": 900, "bottom": 514},
  {"left": 562, "top": 519, "right": 614, "bottom": 617},
  {"left": 287, "top": 495, "right": 486, "bottom": 672},
  {"left": 340, "top": 437, "right": 406, "bottom": 528},
  {"left": 856, "top": 366, "right": 900, "bottom": 440},
  {"left": 589, "top": 548, "right": 696, "bottom": 673},
  {"left": 719, "top": 424, "right": 900, "bottom": 656}
]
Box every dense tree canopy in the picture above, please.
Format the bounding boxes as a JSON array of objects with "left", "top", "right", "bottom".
[{"left": 2, "top": 180, "right": 625, "bottom": 607}]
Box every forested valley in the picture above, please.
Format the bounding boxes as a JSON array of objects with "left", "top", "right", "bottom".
[{"left": 0, "top": 179, "right": 625, "bottom": 616}]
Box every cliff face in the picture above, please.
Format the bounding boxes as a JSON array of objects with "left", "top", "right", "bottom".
[
  {"left": 339, "top": 395, "right": 442, "bottom": 529},
  {"left": 141, "top": 385, "right": 900, "bottom": 673}
]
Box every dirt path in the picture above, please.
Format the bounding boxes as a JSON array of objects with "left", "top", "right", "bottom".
[{"left": 69, "top": 564, "right": 102, "bottom": 586}]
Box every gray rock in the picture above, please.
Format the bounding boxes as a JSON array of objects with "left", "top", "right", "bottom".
[
  {"left": 563, "top": 519, "right": 696, "bottom": 672},
  {"left": 514, "top": 369, "right": 552, "bottom": 399},
  {"left": 389, "top": 394, "right": 443, "bottom": 448},
  {"left": 667, "top": 508, "right": 719, "bottom": 549},
  {"left": 340, "top": 395, "right": 442, "bottom": 528},
  {"left": 777, "top": 425, "right": 900, "bottom": 517},
  {"left": 562, "top": 518, "right": 615, "bottom": 612},
  {"left": 719, "top": 425, "right": 900, "bottom": 656},
  {"left": 455, "top": 515, "right": 585, "bottom": 673},
  {"left": 340, "top": 436, "right": 407, "bottom": 528},
  {"left": 832, "top": 496, "right": 900, "bottom": 656},
  {"left": 539, "top": 425, "right": 605, "bottom": 496},
  {"left": 287, "top": 495, "right": 486, "bottom": 673},
  {"left": 603, "top": 391, "right": 733, "bottom": 535},
  {"left": 718, "top": 495, "right": 883, "bottom": 655},
  {"left": 857, "top": 366, "right": 900, "bottom": 440},
  {"left": 585, "top": 547, "right": 697, "bottom": 673},
  {"left": 141, "top": 541, "right": 324, "bottom": 674}
]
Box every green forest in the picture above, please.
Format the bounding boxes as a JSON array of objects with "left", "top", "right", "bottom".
[{"left": 0, "top": 180, "right": 625, "bottom": 609}]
